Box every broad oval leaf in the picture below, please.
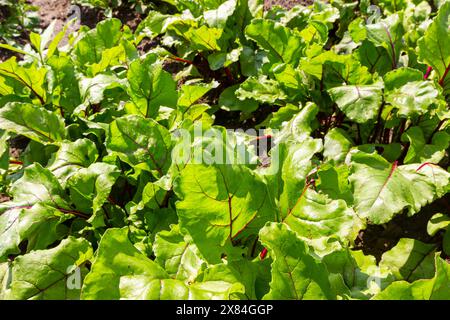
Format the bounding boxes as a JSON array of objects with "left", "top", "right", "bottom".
[
  {"left": 328, "top": 84, "right": 383, "bottom": 124},
  {"left": 106, "top": 115, "right": 172, "bottom": 176},
  {"left": 245, "top": 19, "right": 305, "bottom": 65},
  {"left": 81, "top": 228, "right": 168, "bottom": 300},
  {"left": 0, "top": 103, "right": 66, "bottom": 145},
  {"left": 174, "top": 164, "right": 274, "bottom": 263},
  {"left": 349, "top": 152, "right": 450, "bottom": 224},
  {"left": 259, "top": 222, "right": 335, "bottom": 300},
  {"left": 2, "top": 237, "right": 92, "bottom": 300}
]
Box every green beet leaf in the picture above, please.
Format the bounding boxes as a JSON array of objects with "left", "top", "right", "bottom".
[
  {"left": 245, "top": 19, "right": 305, "bottom": 65},
  {"left": 418, "top": 2, "right": 450, "bottom": 93},
  {"left": 46, "top": 139, "right": 98, "bottom": 186},
  {"left": 350, "top": 151, "right": 450, "bottom": 224},
  {"left": 2, "top": 237, "right": 92, "bottom": 300},
  {"left": 379, "top": 238, "right": 436, "bottom": 282},
  {"left": 259, "top": 222, "right": 335, "bottom": 300},
  {"left": 174, "top": 164, "right": 274, "bottom": 263},
  {"left": 328, "top": 84, "right": 383, "bottom": 124},
  {"left": 153, "top": 225, "right": 205, "bottom": 281},
  {"left": 126, "top": 56, "right": 178, "bottom": 118},
  {"left": 119, "top": 276, "right": 245, "bottom": 300},
  {"left": 81, "top": 228, "right": 168, "bottom": 300},
  {"left": 373, "top": 255, "right": 450, "bottom": 300},
  {"left": 106, "top": 115, "right": 173, "bottom": 176},
  {"left": 0, "top": 103, "right": 66, "bottom": 145}
]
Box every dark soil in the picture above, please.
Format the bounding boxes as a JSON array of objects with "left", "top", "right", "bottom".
[
  {"left": 27, "top": 0, "right": 144, "bottom": 37},
  {"left": 0, "top": 48, "right": 14, "bottom": 63},
  {"left": 33, "top": 0, "right": 72, "bottom": 29},
  {"left": 112, "top": 5, "right": 143, "bottom": 30},
  {"left": 9, "top": 135, "right": 29, "bottom": 158},
  {"left": 78, "top": 6, "right": 105, "bottom": 29},
  {"left": 0, "top": 5, "right": 27, "bottom": 62},
  {"left": 76, "top": 3, "right": 144, "bottom": 31},
  {"left": 354, "top": 194, "right": 450, "bottom": 262}
]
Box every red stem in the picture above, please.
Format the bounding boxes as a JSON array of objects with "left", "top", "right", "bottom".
[
  {"left": 439, "top": 64, "right": 450, "bottom": 87},
  {"left": 9, "top": 160, "right": 23, "bottom": 165},
  {"left": 253, "top": 134, "right": 272, "bottom": 141},
  {"left": 260, "top": 248, "right": 268, "bottom": 260},
  {"left": 167, "top": 56, "right": 193, "bottom": 65},
  {"left": 390, "top": 161, "right": 398, "bottom": 178},
  {"left": 424, "top": 66, "right": 432, "bottom": 79},
  {"left": 107, "top": 195, "right": 118, "bottom": 206},
  {"left": 224, "top": 67, "right": 234, "bottom": 82},
  {"left": 416, "top": 162, "right": 436, "bottom": 172}
]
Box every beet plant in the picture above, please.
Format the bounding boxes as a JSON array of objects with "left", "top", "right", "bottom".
[{"left": 0, "top": 0, "right": 449, "bottom": 300}]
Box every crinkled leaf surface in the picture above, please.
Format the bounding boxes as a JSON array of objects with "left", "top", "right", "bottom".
[
  {"left": 0, "top": 204, "right": 71, "bottom": 261},
  {"left": 106, "top": 115, "right": 172, "bottom": 176},
  {"left": 379, "top": 238, "right": 436, "bottom": 282},
  {"left": 259, "top": 223, "right": 335, "bottom": 300},
  {"left": 328, "top": 84, "right": 383, "bottom": 124},
  {"left": 401, "top": 127, "right": 450, "bottom": 164},
  {"left": 81, "top": 228, "right": 168, "bottom": 300},
  {"left": 126, "top": 57, "right": 178, "bottom": 118},
  {"left": 119, "top": 276, "right": 245, "bottom": 300},
  {"left": 350, "top": 152, "right": 450, "bottom": 224},
  {"left": 175, "top": 164, "right": 273, "bottom": 263},
  {"left": 245, "top": 19, "right": 305, "bottom": 65},
  {"left": 0, "top": 103, "right": 66, "bottom": 145},
  {"left": 373, "top": 255, "right": 450, "bottom": 300},
  {"left": 153, "top": 225, "right": 205, "bottom": 281},
  {"left": 2, "top": 237, "right": 92, "bottom": 300},
  {"left": 349, "top": 153, "right": 449, "bottom": 224},
  {"left": 385, "top": 81, "right": 439, "bottom": 116},
  {"left": 46, "top": 139, "right": 98, "bottom": 185}
]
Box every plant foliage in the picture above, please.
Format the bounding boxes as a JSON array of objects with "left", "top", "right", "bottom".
[{"left": 0, "top": 0, "right": 449, "bottom": 300}]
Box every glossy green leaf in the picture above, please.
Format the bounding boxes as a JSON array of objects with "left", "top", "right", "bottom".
[
  {"left": 373, "top": 255, "right": 450, "bottom": 300},
  {"left": 0, "top": 103, "right": 66, "bottom": 145},
  {"left": 0, "top": 163, "right": 66, "bottom": 209},
  {"left": 0, "top": 204, "right": 71, "bottom": 261},
  {"left": 174, "top": 164, "right": 273, "bottom": 263},
  {"left": 366, "top": 14, "right": 404, "bottom": 70},
  {"left": 106, "top": 115, "right": 172, "bottom": 175},
  {"left": 67, "top": 163, "right": 120, "bottom": 225},
  {"left": 328, "top": 84, "right": 383, "bottom": 124},
  {"left": 0, "top": 57, "right": 47, "bottom": 104},
  {"left": 236, "top": 76, "right": 287, "bottom": 104},
  {"left": 73, "top": 18, "right": 123, "bottom": 68},
  {"left": 153, "top": 225, "right": 205, "bottom": 281},
  {"left": 385, "top": 81, "right": 439, "bottom": 116},
  {"left": 126, "top": 56, "right": 177, "bottom": 118},
  {"left": 259, "top": 222, "right": 335, "bottom": 300},
  {"left": 379, "top": 238, "right": 436, "bottom": 282},
  {"left": 323, "top": 128, "right": 354, "bottom": 163},
  {"left": 418, "top": 2, "right": 450, "bottom": 92},
  {"left": 283, "top": 189, "right": 361, "bottom": 253},
  {"left": 47, "top": 139, "right": 98, "bottom": 185},
  {"left": 2, "top": 237, "right": 92, "bottom": 300},
  {"left": 81, "top": 228, "right": 168, "bottom": 300},
  {"left": 350, "top": 151, "right": 450, "bottom": 224},
  {"left": 427, "top": 213, "right": 450, "bottom": 236},
  {"left": 401, "top": 127, "right": 450, "bottom": 164},
  {"left": 119, "top": 276, "right": 245, "bottom": 300},
  {"left": 245, "top": 19, "right": 305, "bottom": 65}
]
